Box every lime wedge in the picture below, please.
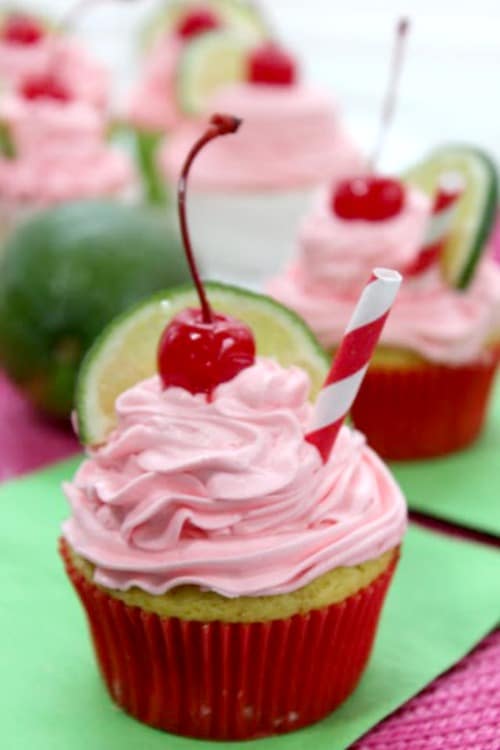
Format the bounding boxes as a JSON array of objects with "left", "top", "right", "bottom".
[
  {"left": 212, "top": 0, "right": 269, "bottom": 37},
  {"left": 77, "top": 282, "right": 329, "bottom": 445},
  {"left": 403, "top": 145, "right": 498, "bottom": 289},
  {"left": 177, "top": 29, "right": 252, "bottom": 115},
  {"left": 141, "top": 0, "right": 268, "bottom": 50}
]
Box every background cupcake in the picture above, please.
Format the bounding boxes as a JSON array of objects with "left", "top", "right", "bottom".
[
  {"left": 129, "top": 0, "right": 267, "bottom": 133},
  {"left": 269, "top": 146, "right": 500, "bottom": 458},
  {"left": 160, "top": 40, "right": 362, "bottom": 283},
  {"left": 128, "top": 1, "right": 267, "bottom": 203},
  {"left": 0, "top": 11, "right": 109, "bottom": 111},
  {"left": 0, "top": 81, "right": 134, "bottom": 240}
]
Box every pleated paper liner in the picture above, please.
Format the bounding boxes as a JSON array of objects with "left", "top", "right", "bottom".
[
  {"left": 350, "top": 348, "right": 500, "bottom": 460},
  {"left": 60, "top": 539, "right": 399, "bottom": 741}
]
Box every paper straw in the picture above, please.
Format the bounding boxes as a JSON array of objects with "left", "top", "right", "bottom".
[
  {"left": 306, "top": 268, "right": 402, "bottom": 462},
  {"left": 406, "top": 172, "right": 464, "bottom": 276}
]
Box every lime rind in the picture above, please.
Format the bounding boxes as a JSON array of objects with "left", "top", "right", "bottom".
[
  {"left": 77, "top": 282, "right": 329, "bottom": 446},
  {"left": 176, "top": 28, "right": 253, "bottom": 115},
  {"left": 403, "top": 144, "right": 499, "bottom": 289},
  {"left": 211, "top": 0, "right": 269, "bottom": 37}
]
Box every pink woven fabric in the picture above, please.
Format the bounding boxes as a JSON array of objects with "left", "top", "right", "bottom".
[
  {"left": 0, "top": 369, "right": 498, "bottom": 748},
  {"left": 0, "top": 371, "right": 78, "bottom": 481},
  {"left": 354, "top": 630, "right": 500, "bottom": 749}
]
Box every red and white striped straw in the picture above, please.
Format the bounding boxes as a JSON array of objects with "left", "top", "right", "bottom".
[
  {"left": 406, "top": 172, "right": 464, "bottom": 276},
  {"left": 306, "top": 268, "right": 402, "bottom": 463}
]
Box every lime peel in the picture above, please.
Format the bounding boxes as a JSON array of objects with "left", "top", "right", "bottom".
[{"left": 403, "top": 144, "right": 498, "bottom": 289}]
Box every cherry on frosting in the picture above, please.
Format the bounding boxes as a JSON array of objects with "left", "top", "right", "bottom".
[
  {"left": 176, "top": 7, "right": 221, "bottom": 39},
  {"left": 332, "top": 175, "right": 406, "bottom": 222},
  {"left": 248, "top": 42, "right": 297, "bottom": 86},
  {"left": 20, "top": 73, "right": 72, "bottom": 102},
  {"left": 1, "top": 14, "right": 44, "bottom": 45},
  {"left": 158, "top": 113, "right": 256, "bottom": 396}
]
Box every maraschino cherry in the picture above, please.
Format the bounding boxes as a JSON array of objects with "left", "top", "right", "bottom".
[
  {"left": 176, "top": 7, "right": 221, "bottom": 39},
  {"left": 158, "top": 114, "right": 256, "bottom": 396},
  {"left": 248, "top": 42, "right": 297, "bottom": 86},
  {"left": 331, "top": 18, "right": 410, "bottom": 222},
  {"left": 333, "top": 176, "right": 405, "bottom": 221},
  {"left": 20, "top": 73, "right": 72, "bottom": 102},
  {"left": 1, "top": 14, "right": 44, "bottom": 45}
]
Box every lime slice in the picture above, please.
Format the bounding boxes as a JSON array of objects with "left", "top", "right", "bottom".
[
  {"left": 403, "top": 145, "right": 498, "bottom": 289},
  {"left": 77, "top": 282, "right": 329, "bottom": 445},
  {"left": 212, "top": 0, "right": 269, "bottom": 37},
  {"left": 141, "top": 0, "right": 268, "bottom": 50},
  {"left": 177, "top": 29, "right": 252, "bottom": 115}
]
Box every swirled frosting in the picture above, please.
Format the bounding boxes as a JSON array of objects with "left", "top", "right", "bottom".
[
  {"left": 161, "top": 83, "right": 363, "bottom": 190},
  {"left": 63, "top": 358, "right": 406, "bottom": 598},
  {"left": 128, "top": 34, "right": 185, "bottom": 132},
  {"left": 0, "top": 36, "right": 108, "bottom": 109},
  {"left": 0, "top": 34, "right": 49, "bottom": 83},
  {"left": 52, "top": 37, "right": 109, "bottom": 111},
  {"left": 294, "top": 187, "right": 431, "bottom": 290},
  {"left": 0, "top": 94, "right": 133, "bottom": 205},
  {"left": 269, "top": 188, "right": 500, "bottom": 363}
]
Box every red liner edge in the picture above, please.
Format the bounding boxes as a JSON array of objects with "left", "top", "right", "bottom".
[
  {"left": 350, "top": 351, "right": 500, "bottom": 460},
  {"left": 60, "top": 539, "right": 398, "bottom": 740}
]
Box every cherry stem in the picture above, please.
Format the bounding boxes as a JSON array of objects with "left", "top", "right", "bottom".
[
  {"left": 178, "top": 113, "right": 242, "bottom": 324},
  {"left": 369, "top": 17, "right": 410, "bottom": 172}
]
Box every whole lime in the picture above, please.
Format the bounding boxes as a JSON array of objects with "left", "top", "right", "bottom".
[{"left": 0, "top": 200, "right": 190, "bottom": 417}]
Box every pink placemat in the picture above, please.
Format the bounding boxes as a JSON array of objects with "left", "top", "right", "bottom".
[
  {"left": 354, "top": 630, "right": 500, "bottom": 750},
  {"left": 1, "top": 369, "right": 498, "bottom": 749},
  {"left": 0, "top": 372, "right": 78, "bottom": 481}
]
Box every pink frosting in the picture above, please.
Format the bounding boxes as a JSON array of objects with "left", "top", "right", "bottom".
[
  {"left": 62, "top": 359, "right": 406, "bottom": 598},
  {"left": 269, "top": 188, "right": 500, "bottom": 363},
  {"left": 0, "top": 94, "right": 133, "bottom": 205},
  {"left": 0, "top": 35, "right": 109, "bottom": 110},
  {"left": 294, "top": 187, "right": 431, "bottom": 290},
  {"left": 161, "top": 83, "right": 364, "bottom": 190},
  {"left": 128, "top": 34, "right": 184, "bottom": 132},
  {"left": 52, "top": 37, "right": 109, "bottom": 111},
  {"left": 0, "top": 35, "right": 49, "bottom": 82}
]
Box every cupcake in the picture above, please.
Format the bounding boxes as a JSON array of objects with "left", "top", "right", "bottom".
[
  {"left": 128, "top": 0, "right": 267, "bottom": 133},
  {"left": 128, "top": 5, "right": 221, "bottom": 135},
  {"left": 60, "top": 114, "right": 406, "bottom": 740},
  {"left": 160, "top": 42, "right": 363, "bottom": 283},
  {"left": 0, "top": 13, "right": 109, "bottom": 110},
  {"left": 128, "top": 2, "right": 267, "bottom": 204},
  {"left": 269, "top": 156, "right": 500, "bottom": 459},
  {"left": 0, "top": 84, "right": 134, "bottom": 240},
  {"left": 61, "top": 362, "right": 405, "bottom": 739}
]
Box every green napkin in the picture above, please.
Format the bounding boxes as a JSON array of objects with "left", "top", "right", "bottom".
[
  {"left": 1, "top": 459, "right": 499, "bottom": 750},
  {"left": 391, "top": 379, "right": 500, "bottom": 537}
]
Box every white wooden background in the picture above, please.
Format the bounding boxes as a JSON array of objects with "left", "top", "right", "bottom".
[{"left": 16, "top": 1, "right": 500, "bottom": 169}]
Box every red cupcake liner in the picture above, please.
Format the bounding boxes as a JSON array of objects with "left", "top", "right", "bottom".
[
  {"left": 350, "top": 349, "right": 500, "bottom": 460},
  {"left": 60, "top": 540, "right": 398, "bottom": 740}
]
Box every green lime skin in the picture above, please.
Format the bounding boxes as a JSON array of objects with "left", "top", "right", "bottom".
[{"left": 0, "top": 200, "right": 190, "bottom": 417}]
